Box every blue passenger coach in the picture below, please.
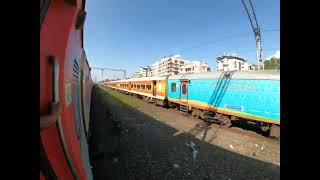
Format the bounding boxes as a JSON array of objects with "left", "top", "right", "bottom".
[{"left": 167, "top": 71, "right": 280, "bottom": 135}]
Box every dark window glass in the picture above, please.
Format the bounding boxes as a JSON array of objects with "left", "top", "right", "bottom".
[
  {"left": 182, "top": 84, "right": 187, "bottom": 94},
  {"left": 171, "top": 83, "right": 176, "bottom": 92},
  {"left": 137, "top": 85, "right": 140, "bottom": 89},
  {"left": 141, "top": 85, "right": 145, "bottom": 90},
  {"left": 40, "top": 0, "right": 51, "bottom": 27},
  {"left": 146, "top": 85, "right": 152, "bottom": 90}
]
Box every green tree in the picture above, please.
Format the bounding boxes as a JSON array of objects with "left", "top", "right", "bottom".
[{"left": 264, "top": 57, "right": 280, "bottom": 70}]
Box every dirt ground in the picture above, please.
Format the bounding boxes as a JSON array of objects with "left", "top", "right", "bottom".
[{"left": 89, "top": 85, "right": 280, "bottom": 180}]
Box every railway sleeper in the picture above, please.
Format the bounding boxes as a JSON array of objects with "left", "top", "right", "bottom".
[{"left": 154, "top": 99, "right": 166, "bottom": 106}]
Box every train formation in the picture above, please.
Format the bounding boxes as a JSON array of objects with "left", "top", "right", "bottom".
[
  {"left": 104, "top": 70, "right": 280, "bottom": 137},
  {"left": 40, "top": 0, "right": 279, "bottom": 179}
]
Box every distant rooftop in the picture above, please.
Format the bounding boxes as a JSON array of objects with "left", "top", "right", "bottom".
[{"left": 217, "top": 55, "right": 246, "bottom": 62}]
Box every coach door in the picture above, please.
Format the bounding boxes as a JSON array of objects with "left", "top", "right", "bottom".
[
  {"left": 152, "top": 81, "right": 157, "bottom": 96},
  {"left": 180, "top": 81, "right": 188, "bottom": 103}
]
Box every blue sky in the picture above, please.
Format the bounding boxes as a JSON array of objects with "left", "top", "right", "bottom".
[{"left": 84, "top": 0, "right": 280, "bottom": 81}]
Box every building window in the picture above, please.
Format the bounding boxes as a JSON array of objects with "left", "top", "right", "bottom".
[
  {"left": 182, "top": 84, "right": 187, "bottom": 94},
  {"left": 146, "top": 85, "right": 151, "bottom": 90}
]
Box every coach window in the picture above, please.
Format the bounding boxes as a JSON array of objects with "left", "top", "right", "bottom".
[
  {"left": 171, "top": 83, "right": 176, "bottom": 92},
  {"left": 146, "top": 85, "right": 151, "bottom": 90},
  {"left": 137, "top": 85, "right": 140, "bottom": 89},
  {"left": 134, "top": 84, "right": 136, "bottom": 89},
  {"left": 141, "top": 85, "right": 145, "bottom": 90},
  {"left": 131, "top": 84, "right": 133, "bottom": 88}
]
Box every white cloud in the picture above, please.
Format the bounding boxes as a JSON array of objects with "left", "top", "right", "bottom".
[{"left": 266, "top": 50, "right": 280, "bottom": 60}]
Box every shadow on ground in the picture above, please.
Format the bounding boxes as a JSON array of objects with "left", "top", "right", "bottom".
[{"left": 89, "top": 85, "right": 279, "bottom": 180}]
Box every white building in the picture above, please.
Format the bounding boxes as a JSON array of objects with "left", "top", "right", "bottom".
[
  {"left": 151, "top": 55, "right": 188, "bottom": 77},
  {"left": 248, "top": 64, "right": 258, "bottom": 70},
  {"left": 216, "top": 54, "right": 249, "bottom": 71},
  {"left": 132, "top": 66, "right": 152, "bottom": 78},
  {"left": 180, "top": 61, "right": 211, "bottom": 74},
  {"left": 150, "top": 61, "right": 160, "bottom": 77}
]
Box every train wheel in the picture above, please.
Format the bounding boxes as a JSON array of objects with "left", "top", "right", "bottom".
[
  {"left": 215, "top": 114, "right": 231, "bottom": 126},
  {"left": 191, "top": 109, "right": 199, "bottom": 118}
]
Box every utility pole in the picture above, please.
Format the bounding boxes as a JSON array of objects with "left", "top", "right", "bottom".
[
  {"left": 91, "top": 67, "right": 126, "bottom": 81},
  {"left": 242, "top": 0, "right": 264, "bottom": 70}
]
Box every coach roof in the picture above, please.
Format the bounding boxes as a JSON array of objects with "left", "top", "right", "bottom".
[
  {"left": 168, "top": 70, "right": 280, "bottom": 80},
  {"left": 108, "top": 76, "right": 167, "bottom": 83}
]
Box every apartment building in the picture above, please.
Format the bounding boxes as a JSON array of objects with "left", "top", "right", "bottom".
[
  {"left": 151, "top": 55, "right": 188, "bottom": 77},
  {"left": 132, "top": 66, "right": 152, "bottom": 78},
  {"left": 216, "top": 54, "right": 249, "bottom": 71},
  {"left": 180, "top": 61, "right": 211, "bottom": 74}
]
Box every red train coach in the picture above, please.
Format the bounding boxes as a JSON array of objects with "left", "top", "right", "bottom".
[{"left": 40, "top": 0, "right": 93, "bottom": 179}]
